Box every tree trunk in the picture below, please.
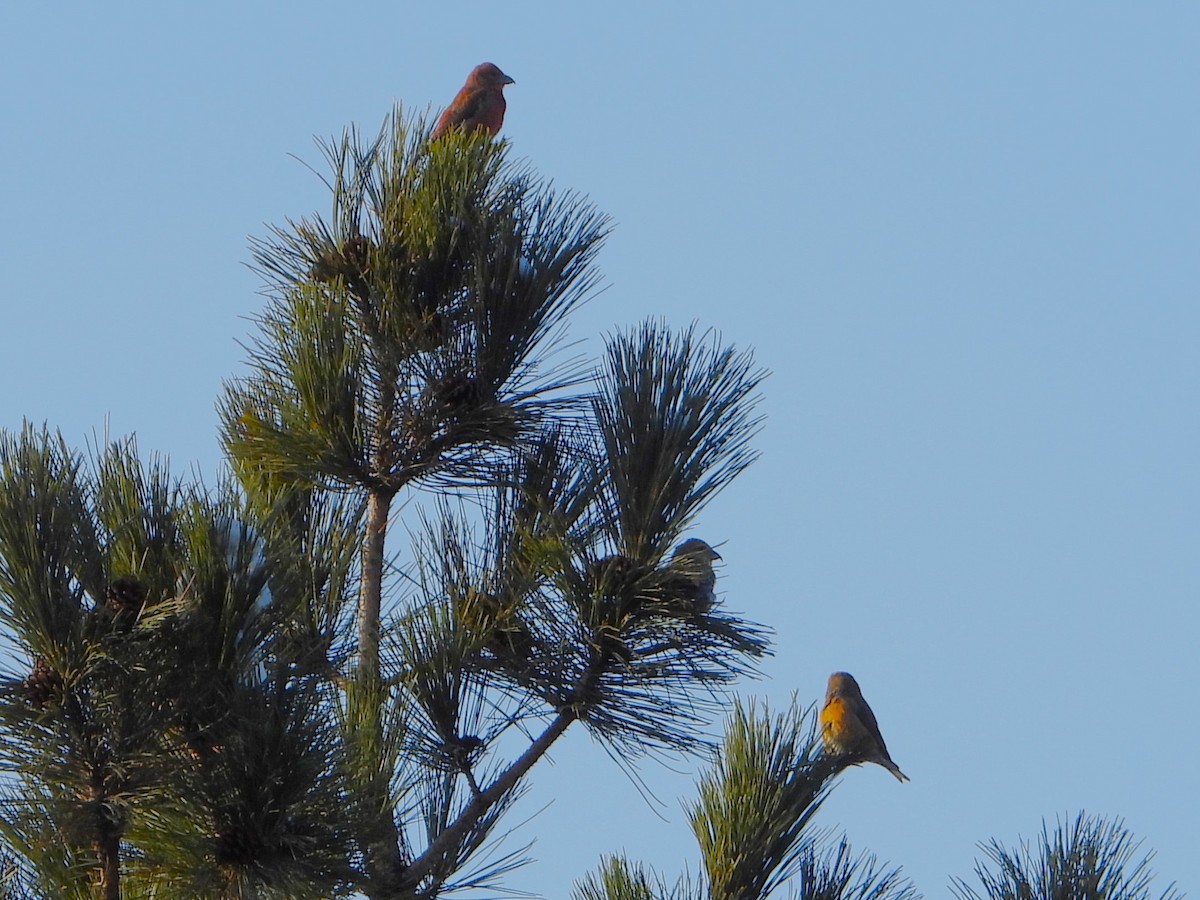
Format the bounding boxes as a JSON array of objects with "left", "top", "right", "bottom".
[
  {"left": 357, "top": 486, "right": 394, "bottom": 680},
  {"left": 95, "top": 832, "right": 120, "bottom": 900},
  {"left": 90, "top": 775, "right": 121, "bottom": 900},
  {"left": 356, "top": 484, "right": 406, "bottom": 898}
]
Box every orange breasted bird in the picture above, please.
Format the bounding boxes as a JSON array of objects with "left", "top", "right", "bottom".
[
  {"left": 431, "top": 62, "right": 515, "bottom": 141},
  {"left": 820, "top": 671, "right": 909, "bottom": 782}
]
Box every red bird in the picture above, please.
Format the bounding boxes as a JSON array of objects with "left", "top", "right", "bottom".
[{"left": 430, "top": 63, "right": 515, "bottom": 141}]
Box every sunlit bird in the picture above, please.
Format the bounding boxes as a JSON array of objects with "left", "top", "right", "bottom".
[
  {"left": 431, "top": 62, "right": 515, "bottom": 141},
  {"left": 820, "top": 671, "right": 909, "bottom": 782}
]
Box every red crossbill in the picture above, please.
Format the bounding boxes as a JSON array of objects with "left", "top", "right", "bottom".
[
  {"left": 430, "top": 62, "right": 515, "bottom": 141},
  {"left": 820, "top": 671, "right": 909, "bottom": 782}
]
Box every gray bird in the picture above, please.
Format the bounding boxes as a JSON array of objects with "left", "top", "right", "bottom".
[{"left": 667, "top": 539, "right": 722, "bottom": 614}]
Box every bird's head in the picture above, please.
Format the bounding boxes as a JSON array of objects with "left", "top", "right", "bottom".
[
  {"left": 469, "top": 62, "right": 515, "bottom": 88},
  {"left": 826, "top": 671, "right": 863, "bottom": 700},
  {"left": 673, "top": 538, "right": 721, "bottom": 564}
]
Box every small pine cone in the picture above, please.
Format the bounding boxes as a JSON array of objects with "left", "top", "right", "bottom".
[
  {"left": 310, "top": 253, "right": 337, "bottom": 282},
  {"left": 342, "top": 234, "right": 375, "bottom": 299},
  {"left": 457, "top": 589, "right": 501, "bottom": 634},
  {"left": 309, "top": 234, "right": 374, "bottom": 293},
  {"left": 24, "top": 657, "right": 63, "bottom": 709},
  {"left": 309, "top": 237, "right": 344, "bottom": 283},
  {"left": 596, "top": 624, "right": 634, "bottom": 665},
  {"left": 427, "top": 374, "right": 483, "bottom": 417},
  {"left": 343, "top": 233, "right": 373, "bottom": 269},
  {"left": 443, "top": 734, "right": 485, "bottom": 771},
  {"left": 104, "top": 575, "right": 147, "bottom": 617},
  {"left": 214, "top": 825, "right": 263, "bottom": 866}
]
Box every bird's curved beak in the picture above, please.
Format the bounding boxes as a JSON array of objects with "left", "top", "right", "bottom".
[{"left": 503, "top": 74, "right": 516, "bottom": 85}]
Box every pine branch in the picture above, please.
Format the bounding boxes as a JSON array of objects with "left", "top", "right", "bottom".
[
  {"left": 400, "top": 707, "right": 574, "bottom": 893},
  {"left": 790, "top": 838, "right": 919, "bottom": 900},
  {"left": 226, "top": 109, "right": 609, "bottom": 501},
  {"left": 951, "top": 813, "right": 1182, "bottom": 900},
  {"left": 0, "top": 425, "right": 101, "bottom": 661},
  {"left": 689, "top": 697, "right": 842, "bottom": 900},
  {"left": 593, "top": 322, "right": 766, "bottom": 560},
  {"left": 572, "top": 854, "right": 661, "bottom": 900},
  {"left": 0, "top": 433, "right": 365, "bottom": 898}
]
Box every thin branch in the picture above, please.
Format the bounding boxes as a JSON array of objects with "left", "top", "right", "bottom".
[{"left": 401, "top": 706, "right": 574, "bottom": 890}]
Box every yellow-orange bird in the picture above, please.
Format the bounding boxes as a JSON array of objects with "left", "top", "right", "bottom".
[{"left": 820, "top": 671, "right": 909, "bottom": 782}]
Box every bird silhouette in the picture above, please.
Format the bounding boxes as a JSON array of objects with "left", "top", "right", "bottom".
[{"left": 666, "top": 538, "right": 721, "bottom": 614}]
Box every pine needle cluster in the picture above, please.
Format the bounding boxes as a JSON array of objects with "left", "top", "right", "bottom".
[
  {"left": 951, "top": 813, "right": 1181, "bottom": 900},
  {"left": 0, "top": 430, "right": 358, "bottom": 899}
]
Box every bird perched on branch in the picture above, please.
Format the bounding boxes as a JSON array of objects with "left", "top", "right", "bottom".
[
  {"left": 665, "top": 538, "right": 721, "bottom": 614},
  {"left": 820, "top": 671, "right": 909, "bottom": 782},
  {"left": 431, "top": 62, "right": 515, "bottom": 141}
]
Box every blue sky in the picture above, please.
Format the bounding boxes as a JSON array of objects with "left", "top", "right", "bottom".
[{"left": 3, "top": 4, "right": 1198, "bottom": 896}]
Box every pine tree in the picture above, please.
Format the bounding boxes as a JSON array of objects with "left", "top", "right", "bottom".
[
  {"left": 219, "top": 109, "right": 772, "bottom": 899},
  {"left": 0, "top": 105, "right": 1181, "bottom": 900},
  {"left": 0, "top": 431, "right": 359, "bottom": 899},
  {"left": 0, "top": 108, "right": 769, "bottom": 899}
]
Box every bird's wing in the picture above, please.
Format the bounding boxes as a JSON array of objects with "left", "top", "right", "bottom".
[
  {"left": 437, "top": 89, "right": 487, "bottom": 132},
  {"left": 856, "top": 699, "right": 892, "bottom": 755}
]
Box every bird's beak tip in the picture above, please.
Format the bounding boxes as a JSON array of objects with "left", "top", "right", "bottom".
[{"left": 505, "top": 76, "right": 516, "bottom": 85}]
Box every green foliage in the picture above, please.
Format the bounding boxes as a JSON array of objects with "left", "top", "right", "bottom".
[
  {"left": 249, "top": 483, "right": 363, "bottom": 682},
  {"left": 593, "top": 322, "right": 765, "bottom": 561},
  {"left": 224, "top": 108, "right": 611, "bottom": 495},
  {"left": 0, "top": 430, "right": 360, "bottom": 898},
  {"left": 391, "top": 423, "right": 770, "bottom": 765},
  {"left": 689, "top": 697, "right": 841, "bottom": 900},
  {"left": 951, "top": 813, "right": 1181, "bottom": 900},
  {"left": 571, "top": 855, "right": 670, "bottom": 900},
  {"left": 0, "top": 425, "right": 101, "bottom": 661},
  {"left": 213, "top": 105, "right": 772, "bottom": 898},
  {"left": 790, "top": 839, "right": 919, "bottom": 900}
]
